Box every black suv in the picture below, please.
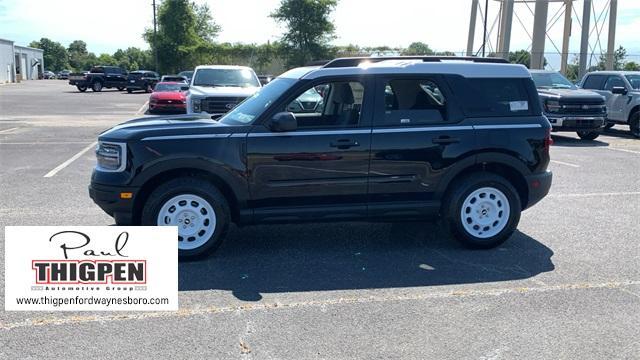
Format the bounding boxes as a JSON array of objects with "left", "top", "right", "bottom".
[
  {"left": 90, "top": 57, "right": 553, "bottom": 258},
  {"left": 126, "top": 70, "right": 160, "bottom": 93}
]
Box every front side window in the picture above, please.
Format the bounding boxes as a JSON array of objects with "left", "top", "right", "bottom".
[
  {"left": 378, "top": 79, "right": 447, "bottom": 126},
  {"left": 193, "top": 68, "right": 260, "bottom": 88},
  {"left": 604, "top": 76, "right": 626, "bottom": 91},
  {"left": 582, "top": 74, "right": 606, "bottom": 90},
  {"left": 219, "top": 78, "right": 296, "bottom": 125},
  {"left": 284, "top": 81, "right": 364, "bottom": 129}
]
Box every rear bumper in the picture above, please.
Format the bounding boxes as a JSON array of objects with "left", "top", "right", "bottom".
[
  {"left": 89, "top": 182, "right": 139, "bottom": 225},
  {"left": 69, "top": 80, "right": 87, "bottom": 86},
  {"left": 524, "top": 170, "right": 552, "bottom": 209}
]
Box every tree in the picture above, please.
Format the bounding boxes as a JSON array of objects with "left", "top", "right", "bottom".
[
  {"left": 597, "top": 46, "right": 627, "bottom": 70},
  {"left": 507, "top": 49, "right": 547, "bottom": 68},
  {"left": 96, "top": 53, "right": 116, "bottom": 66},
  {"left": 271, "top": 0, "right": 337, "bottom": 67},
  {"left": 144, "top": 0, "right": 216, "bottom": 73},
  {"left": 402, "top": 42, "right": 434, "bottom": 56},
  {"left": 29, "top": 38, "right": 69, "bottom": 72},
  {"left": 67, "top": 40, "right": 91, "bottom": 71},
  {"left": 624, "top": 61, "right": 640, "bottom": 71}
]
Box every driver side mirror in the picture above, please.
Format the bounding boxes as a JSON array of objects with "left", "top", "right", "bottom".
[
  {"left": 269, "top": 112, "right": 297, "bottom": 132},
  {"left": 612, "top": 86, "right": 628, "bottom": 95}
]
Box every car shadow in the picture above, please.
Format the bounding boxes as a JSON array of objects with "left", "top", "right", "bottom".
[
  {"left": 178, "top": 222, "right": 554, "bottom": 301},
  {"left": 603, "top": 126, "right": 635, "bottom": 139},
  {"left": 551, "top": 134, "right": 609, "bottom": 147}
]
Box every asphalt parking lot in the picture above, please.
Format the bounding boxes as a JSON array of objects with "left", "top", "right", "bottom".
[{"left": 1, "top": 80, "right": 639, "bottom": 359}]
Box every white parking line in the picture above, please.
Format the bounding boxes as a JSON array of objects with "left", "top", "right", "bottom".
[
  {"left": 136, "top": 101, "right": 149, "bottom": 115},
  {"left": 607, "top": 147, "right": 640, "bottom": 155},
  {"left": 0, "top": 127, "right": 19, "bottom": 134},
  {"left": 550, "top": 160, "right": 580, "bottom": 168},
  {"left": 549, "top": 191, "right": 640, "bottom": 198},
  {"left": 43, "top": 142, "right": 97, "bottom": 178},
  {"left": 0, "top": 141, "right": 94, "bottom": 145}
]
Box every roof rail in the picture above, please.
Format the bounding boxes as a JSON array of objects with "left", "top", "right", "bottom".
[{"left": 322, "top": 56, "right": 509, "bottom": 68}]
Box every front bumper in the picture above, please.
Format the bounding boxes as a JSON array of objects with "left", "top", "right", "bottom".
[
  {"left": 524, "top": 171, "right": 552, "bottom": 210},
  {"left": 89, "top": 182, "right": 139, "bottom": 225},
  {"left": 547, "top": 115, "right": 606, "bottom": 131}
]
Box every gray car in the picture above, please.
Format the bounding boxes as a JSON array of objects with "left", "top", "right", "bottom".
[{"left": 579, "top": 71, "right": 640, "bottom": 138}]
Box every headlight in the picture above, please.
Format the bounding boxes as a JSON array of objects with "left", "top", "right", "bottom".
[
  {"left": 96, "top": 141, "right": 126, "bottom": 172},
  {"left": 545, "top": 100, "right": 561, "bottom": 113},
  {"left": 192, "top": 98, "right": 201, "bottom": 112}
]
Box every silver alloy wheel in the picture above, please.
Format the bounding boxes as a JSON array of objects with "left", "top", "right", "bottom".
[
  {"left": 156, "top": 194, "right": 217, "bottom": 250},
  {"left": 460, "top": 187, "right": 510, "bottom": 239}
]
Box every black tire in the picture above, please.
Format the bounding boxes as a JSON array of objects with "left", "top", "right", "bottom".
[
  {"left": 76, "top": 85, "right": 87, "bottom": 92},
  {"left": 126, "top": 88, "right": 132, "bottom": 94},
  {"left": 117, "top": 87, "right": 125, "bottom": 91},
  {"left": 443, "top": 173, "right": 521, "bottom": 249},
  {"left": 145, "top": 83, "right": 153, "bottom": 93},
  {"left": 576, "top": 130, "right": 600, "bottom": 140},
  {"left": 141, "top": 177, "right": 230, "bottom": 259},
  {"left": 604, "top": 123, "right": 615, "bottom": 130},
  {"left": 630, "top": 112, "right": 640, "bottom": 139},
  {"left": 91, "top": 81, "right": 103, "bottom": 92}
]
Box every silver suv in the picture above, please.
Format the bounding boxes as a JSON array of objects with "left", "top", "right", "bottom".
[{"left": 579, "top": 71, "right": 640, "bottom": 138}]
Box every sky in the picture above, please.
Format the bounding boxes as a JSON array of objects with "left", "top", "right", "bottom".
[{"left": 1, "top": 0, "right": 639, "bottom": 66}]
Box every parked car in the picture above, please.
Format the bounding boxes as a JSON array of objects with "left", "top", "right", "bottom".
[
  {"left": 43, "top": 71, "right": 56, "bottom": 79},
  {"left": 148, "top": 82, "right": 187, "bottom": 114},
  {"left": 89, "top": 56, "right": 553, "bottom": 258},
  {"left": 178, "top": 70, "right": 194, "bottom": 82},
  {"left": 530, "top": 70, "right": 606, "bottom": 140},
  {"left": 258, "top": 74, "right": 273, "bottom": 85},
  {"left": 160, "top": 75, "right": 188, "bottom": 83},
  {"left": 579, "top": 71, "right": 640, "bottom": 138},
  {"left": 57, "top": 70, "right": 71, "bottom": 80},
  {"left": 185, "top": 65, "right": 261, "bottom": 117},
  {"left": 126, "top": 70, "right": 160, "bottom": 93},
  {"left": 68, "top": 66, "right": 127, "bottom": 92}
]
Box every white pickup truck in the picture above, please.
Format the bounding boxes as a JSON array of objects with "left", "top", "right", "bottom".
[
  {"left": 185, "top": 65, "right": 261, "bottom": 117},
  {"left": 579, "top": 71, "right": 640, "bottom": 138}
]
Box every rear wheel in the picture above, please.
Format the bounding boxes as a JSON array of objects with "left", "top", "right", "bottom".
[
  {"left": 576, "top": 130, "right": 600, "bottom": 140},
  {"left": 76, "top": 85, "right": 87, "bottom": 92},
  {"left": 145, "top": 83, "right": 153, "bottom": 93},
  {"left": 141, "top": 177, "right": 230, "bottom": 259},
  {"left": 630, "top": 112, "right": 640, "bottom": 138},
  {"left": 604, "top": 123, "right": 615, "bottom": 130},
  {"left": 117, "top": 87, "right": 125, "bottom": 91},
  {"left": 443, "top": 173, "right": 521, "bottom": 249},
  {"left": 91, "top": 81, "right": 103, "bottom": 92},
  {"left": 126, "top": 88, "right": 132, "bottom": 94}
]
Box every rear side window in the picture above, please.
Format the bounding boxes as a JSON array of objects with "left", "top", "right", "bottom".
[
  {"left": 447, "top": 76, "right": 533, "bottom": 117},
  {"left": 377, "top": 78, "right": 447, "bottom": 126},
  {"left": 582, "top": 75, "right": 606, "bottom": 90}
]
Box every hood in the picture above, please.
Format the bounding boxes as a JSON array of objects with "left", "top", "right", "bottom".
[
  {"left": 187, "top": 86, "right": 259, "bottom": 98},
  {"left": 151, "top": 91, "right": 186, "bottom": 101},
  {"left": 98, "top": 114, "right": 240, "bottom": 141},
  {"left": 537, "top": 88, "right": 605, "bottom": 102}
]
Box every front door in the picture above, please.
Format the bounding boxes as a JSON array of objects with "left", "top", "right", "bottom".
[
  {"left": 602, "top": 75, "right": 629, "bottom": 121},
  {"left": 246, "top": 77, "right": 373, "bottom": 222}
]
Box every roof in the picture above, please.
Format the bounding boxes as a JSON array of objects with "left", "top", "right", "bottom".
[
  {"left": 194, "top": 65, "right": 254, "bottom": 71},
  {"left": 281, "top": 59, "right": 531, "bottom": 80},
  {"left": 528, "top": 69, "right": 557, "bottom": 73},
  {"left": 585, "top": 70, "right": 640, "bottom": 76},
  {"left": 14, "top": 44, "right": 44, "bottom": 53}
]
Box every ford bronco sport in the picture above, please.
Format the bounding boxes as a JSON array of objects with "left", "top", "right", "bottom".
[{"left": 89, "top": 56, "right": 553, "bottom": 258}]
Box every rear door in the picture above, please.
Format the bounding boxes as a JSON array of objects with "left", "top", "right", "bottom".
[{"left": 367, "top": 75, "right": 475, "bottom": 219}]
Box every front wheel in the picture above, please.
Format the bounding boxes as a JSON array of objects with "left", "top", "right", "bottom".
[
  {"left": 145, "top": 83, "right": 153, "bottom": 93},
  {"left": 577, "top": 130, "right": 600, "bottom": 140},
  {"left": 126, "top": 88, "right": 132, "bottom": 94},
  {"left": 117, "top": 87, "right": 125, "bottom": 91},
  {"left": 91, "top": 81, "right": 103, "bottom": 92},
  {"left": 141, "top": 177, "right": 230, "bottom": 259},
  {"left": 76, "top": 85, "right": 87, "bottom": 92},
  {"left": 630, "top": 112, "right": 640, "bottom": 138},
  {"left": 443, "top": 173, "right": 521, "bottom": 249},
  {"left": 604, "top": 123, "right": 615, "bottom": 130}
]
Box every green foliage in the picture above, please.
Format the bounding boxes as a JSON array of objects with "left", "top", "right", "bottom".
[
  {"left": 624, "top": 61, "right": 640, "bottom": 71},
  {"left": 402, "top": 42, "right": 434, "bottom": 56},
  {"left": 507, "top": 49, "right": 547, "bottom": 68},
  {"left": 113, "top": 47, "right": 154, "bottom": 71},
  {"left": 67, "top": 40, "right": 94, "bottom": 71},
  {"left": 595, "top": 46, "right": 627, "bottom": 70},
  {"left": 143, "top": 0, "right": 219, "bottom": 73},
  {"left": 271, "top": 0, "right": 337, "bottom": 67},
  {"left": 29, "top": 38, "right": 69, "bottom": 72}
]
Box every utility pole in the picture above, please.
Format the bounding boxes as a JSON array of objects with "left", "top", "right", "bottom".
[
  {"left": 606, "top": 0, "right": 618, "bottom": 70},
  {"left": 482, "top": 0, "right": 489, "bottom": 57},
  {"left": 467, "top": 0, "right": 479, "bottom": 56},
  {"left": 560, "top": 0, "right": 572, "bottom": 75},
  {"left": 153, "top": 0, "right": 158, "bottom": 72},
  {"left": 530, "top": 0, "right": 549, "bottom": 69},
  {"left": 579, "top": 0, "right": 591, "bottom": 79}
]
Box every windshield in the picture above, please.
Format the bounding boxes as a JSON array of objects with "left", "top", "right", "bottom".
[
  {"left": 219, "top": 78, "right": 296, "bottom": 125},
  {"left": 178, "top": 71, "right": 193, "bottom": 78},
  {"left": 193, "top": 68, "right": 260, "bottom": 88},
  {"left": 531, "top": 72, "right": 576, "bottom": 89},
  {"left": 626, "top": 75, "right": 640, "bottom": 90},
  {"left": 154, "top": 83, "right": 183, "bottom": 92}
]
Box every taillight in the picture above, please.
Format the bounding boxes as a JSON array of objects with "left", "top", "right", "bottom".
[{"left": 544, "top": 128, "right": 553, "bottom": 151}]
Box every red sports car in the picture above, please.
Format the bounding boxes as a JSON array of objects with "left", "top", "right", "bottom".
[{"left": 148, "top": 82, "right": 187, "bottom": 114}]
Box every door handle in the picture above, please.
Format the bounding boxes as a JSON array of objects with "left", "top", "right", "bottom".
[
  {"left": 432, "top": 136, "right": 460, "bottom": 144},
  {"left": 330, "top": 139, "right": 359, "bottom": 149}
]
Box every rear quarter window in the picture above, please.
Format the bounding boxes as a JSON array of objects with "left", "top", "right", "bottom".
[{"left": 446, "top": 76, "right": 535, "bottom": 117}]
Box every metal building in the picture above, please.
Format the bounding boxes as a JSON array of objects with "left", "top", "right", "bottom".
[{"left": 0, "top": 38, "right": 44, "bottom": 83}]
